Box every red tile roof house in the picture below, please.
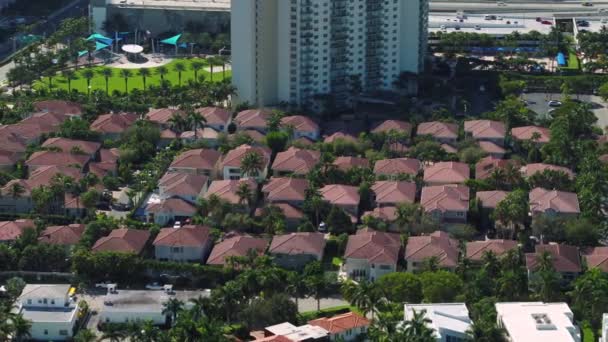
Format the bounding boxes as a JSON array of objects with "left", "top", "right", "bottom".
[
  {"left": 476, "top": 190, "right": 510, "bottom": 229},
  {"left": 144, "top": 197, "right": 198, "bottom": 226},
  {"left": 373, "top": 158, "right": 422, "bottom": 180},
  {"left": 90, "top": 112, "right": 138, "bottom": 139},
  {"left": 269, "top": 232, "right": 326, "bottom": 269},
  {"left": 3, "top": 112, "right": 68, "bottom": 144},
  {"left": 320, "top": 184, "right": 360, "bottom": 223},
  {"left": 404, "top": 231, "right": 459, "bottom": 272},
  {"left": 0, "top": 130, "right": 28, "bottom": 157},
  {"left": 153, "top": 225, "right": 213, "bottom": 262},
  {"left": 510, "top": 125, "right": 551, "bottom": 147},
  {"left": 343, "top": 228, "right": 401, "bottom": 282},
  {"left": 158, "top": 172, "right": 209, "bottom": 203},
  {"left": 38, "top": 224, "right": 85, "bottom": 252},
  {"left": 308, "top": 312, "right": 370, "bottom": 341},
  {"left": 262, "top": 178, "right": 309, "bottom": 207},
  {"left": 92, "top": 228, "right": 151, "bottom": 255},
  {"left": 582, "top": 247, "right": 608, "bottom": 272},
  {"left": 271, "top": 147, "right": 320, "bottom": 177},
  {"left": 525, "top": 243, "right": 582, "bottom": 283},
  {"left": 145, "top": 108, "right": 184, "bottom": 129},
  {"left": 180, "top": 127, "right": 222, "bottom": 147},
  {"left": 416, "top": 121, "right": 459, "bottom": 145},
  {"left": 195, "top": 107, "right": 232, "bottom": 132},
  {"left": 205, "top": 179, "right": 257, "bottom": 207},
  {"left": 207, "top": 235, "right": 268, "bottom": 266},
  {"left": 220, "top": 144, "right": 271, "bottom": 182},
  {"left": 281, "top": 115, "right": 320, "bottom": 141},
  {"left": 477, "top": 141, "right": 507, "bottom": 159},
  {"left": 41, "top": 137, "right": 101, "bottom": 159},
  {"left": 234, "top": 109, "right": 270, "bottom": 134},
  {"left": 423, "top": 161, "right": 470, "bottom": 185},
  {"left": 168, "top": 148, "right": 222, "bottom": 177},
  {"left": 464, "top": 120, "right": 506, "bottom": 146},
  {"left": 34, "top": 100, "right": 83, "bottom": 118},
  {"left": 333, "top": 156, "right": 370, "bottom": 172},
  {"left": 256, "top": 203, "right": 305, "bottom": 230},
  {"left": 521, "top": 163, "right": 575, "bottom": 179},
  {"left": 371, "top": 120, "right": 413, "bottom": 138},
  {"left": 323, "top": 132, "right": 358, "bottom": 144},
  {"left": 0, "top": 150, "right": 20, "bottom": 172},
  {"left": 25, "top": 151, "right": 91, "bottom": 173},
  {"left": 529, "top": 188, "right": 580, "bottom": 217},
  {"left": 89, "top": 148, "right": 120, "bottom": 178},
  {"left": 475, "top": 156, "right": 516, "bottom": 180},
  {"left": 362, "top": 206, "right": 398, "bottom": 224},
  {"left": 0, "top": 219, "right": 35, "bottom": 243},
  {"left": 466, "top": 239, "right": 518, "bottom": 264},
  {"left": 420, "top": 185, "right": 470, "bottom": 223},
  {"left": 371, "top": 181, "right": 416, "bottom": 207}
]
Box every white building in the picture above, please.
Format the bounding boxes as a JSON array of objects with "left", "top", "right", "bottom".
[
  {"left": 264, "top": 322, "right": 329, "bottom": 341},
  {"left": 14, "top": 284, "right": 78, "bottom": 341},
  {"left": 601, "top": 313, "right": 608, "bottom": 342},
  {"left": 403, "top": 303, "right": 471, "bottom": 342},
  {"left": 495, "top": 302, "right": 581, "bottom": 342},
  {"left": 231, "top": 0, "right": 429, "bottom": 111}
]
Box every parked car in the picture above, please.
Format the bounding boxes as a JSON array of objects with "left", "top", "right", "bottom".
[
  {"left": 548, "top": 100, "right": 562, "bottom": 107},
  {"left": 475, "top": 25, "right": 481, "bottom": 30},
  {"left": 582, "top": 2, "right": 593, "bottom": 6},
  {"left": 541, "top": 20, "right": 553, "bottom": 25}
]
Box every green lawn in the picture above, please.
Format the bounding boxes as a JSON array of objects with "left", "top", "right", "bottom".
[
  {"left": 35, "top": 58, "right": 231, "bottom": 94},
  {"left": 582, "top": 326, "right": 595, "bottom": 342}
]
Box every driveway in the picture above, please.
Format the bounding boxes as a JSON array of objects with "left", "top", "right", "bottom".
[{"left": 522, "top": 93, "right": 608, "bottom": 132}]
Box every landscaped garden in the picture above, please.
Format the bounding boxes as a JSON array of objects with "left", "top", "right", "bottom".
[{"left": 35, "top": 58, "right": 231, "bottom": 94}]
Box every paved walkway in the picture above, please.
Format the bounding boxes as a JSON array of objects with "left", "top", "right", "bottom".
[{"left": 108, "top": 54, "right": 173, "bottom": 69}]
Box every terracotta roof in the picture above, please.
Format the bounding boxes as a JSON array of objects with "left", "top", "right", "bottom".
[
  {"left": 64, "top": 193, "right": 85, "bottom": 209},
  {"left": 371, "top": 181, "right": 416, "bottom": 205},
  {"left": 281, "top": 115, "right": 319, "bottom": 132},
  {"left": 89, "top": 162, "right": 116, "bottom": 179},
  {"left": 146, "top": 197, "right": 197, "bottom": 215},
  {"left": 323, "top": 132, "right": 357, "bottom": 144},
  {"left": 207, "top": 235, "right": 268, "bottom": 265},
  {"left": 92, "top": 228, "right": 151, "bottom": 254},
  {"left": 476, "top": 190, "right": 509, "bottom": 209},
  {"left": 0, "top": 150, "right": 19, "bottom": 166},
  {"left": 34, "top": 100, "right": 82, "bottom": 116},
  {"left": 159, "top": 172, "right": 208, "bottom": 197},
  {"left": 371, "top": 120, "right": 412, "bottom": 135},
  {"left": 466, "top": 239, "right": 518, "bottom": 262},
  {"left": 529, "top": 188, "right": 580, "bottom": 215},
  {"left": 582, "top": 247, "right": 608, "bottom": 272},
  {"left": 420, "top": 185, "right": 470, "bottom": 213},
  {"left": 478, "top": 141, "right": 506, "bottom": 155},
  {"left": 42, "top": 137, "right": 101, "bottom": 156},
  {"left": 416, "top": 121, "right": 458, "bottom": 140},
  {"left": 511, "top": 126, "right": 551, "bottom": 143},
  {"left": 181, "top": 127, "right": 220, "bottom": 141},
  {"left": 2, "top": 165, "right": 82, "bottom": 196},
  {"left": 145, "top": 108, "right": 183, "bottom": 125},
  {"left": 240, "top": 129, "right": 267, "bottom": 143},
  {"left": 221, "top": 144, "right": 271, "bottom": 169},
  {"left": 333, "top": 156, "right": 370, "bottom": 171},
  {"left": 100, "top": 148, "right": 120, "bottom": 163},
  {"left": 522, "top": 163, "right": 574, "bottom": 179},
  {"left": 388, "top": 142, "right": 410, "bottom": 154},
  {"left": 160, "top": 129, "right": 178, "bottom": 139},
  {"left": 525, "top": 244, "right": 581, "bottom": 273},
  {"left": 0, "top": 131, "right": 28, "bottom": 154},
  {"left": 374, "top": 158, "right": 421, "bottom": 176},
  {"left": 320, "top": 184, "right": 360, "bottom": 206},
  {"left": 234, "top": 109, "right": 270, "bottom": 129},
  {"left": 294, "top": 136, "right": 315, "bottom": 146},
  {"left": 205, "top": 179, "right": 257, "bottom": 204},
  {"left": 90, "top": 113, "right": 138, "bottom": 134},
  {"left": 475, "top": 156, "right": 515, "bottom": 180},
  {"left": 262, "top": 177, "right": 309, "bottom": 202},
  {"left": 0, "top": 219, "right": 35, "bottom": 242},
  {"left": 423, "top": 161, "right": 470, "bottom": 184},
  {"left": 195, "top": 107, "right": 232, "bottom": 126},
  {"left": 405, "top": 231, "right": 459, "bottom": 267},
  {"left": 273, "top": 203, "right": 305, "bottom": 219},
  {"left": 362, "top": 206, "right": 398, "bottom": 221},
  {"left": 153, "top": 225, "right": 211, "bottom": 248},
  {"left": 254, "top": 336, "right": 294, "bottom": 342},
  {"left": 170, "top": 148, "right": 222, "bottom": 171},
  {"left": 344, "top": 229, "right": 401, "bottom": 264},
  {"left": 309, "top": 312, "right": 371, "bottom": 334},
  {"left": 272, "top": 147, "right": 320, "bottom": 174},
  {"left": 38, "top": 224, "right": 85, "bottom": 246},
  {"left": 26, "top": 151, "right": 89, "bottom": 169},
  {"left": 441, "top": 144, "right": 458, "bottom": 154},
  {"left": 269, "top": 232, "right": 326, "bottom": 257},
  {"left": 464, "top": 120, "right": 506, "bottom": 140}
]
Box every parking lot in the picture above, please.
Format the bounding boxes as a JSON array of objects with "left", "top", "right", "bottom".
[{"left": 522, "top": 93, "right": 608, "bottom": 131}]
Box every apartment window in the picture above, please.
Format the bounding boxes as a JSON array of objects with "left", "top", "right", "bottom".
[
  {"left": 59, "top": 330, "right": 68, "bottom": 336},
  {"left": 27, "top": 299, "right": 31, "bottom": 305},
  {"left": 44, "top": 330, "right": 48, "bottom": 335}
]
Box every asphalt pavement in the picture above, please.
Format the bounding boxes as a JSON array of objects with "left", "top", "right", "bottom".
[{"left": 522, "top": 92, "right": 608, "bottom": 131}]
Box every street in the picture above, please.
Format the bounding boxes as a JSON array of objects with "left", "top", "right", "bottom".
[{"left": 522, "top": 93, "right": 608, "bottom": 130}]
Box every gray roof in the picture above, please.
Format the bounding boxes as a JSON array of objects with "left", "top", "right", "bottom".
[
  {"left": 101, "top": 290, "right": 209, "bottom": 313},
  {"left": 21, "top": 306, "right": 77, "bottom": 323},
  {"left": 19, "top": 284, "right": 70, "bottom": 300}
]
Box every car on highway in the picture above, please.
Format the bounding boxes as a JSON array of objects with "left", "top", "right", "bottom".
[
  {"left": 548, "top": 100, "right": 562, "bottom": 107},
  {"left": 602, "top": 18, "right": 608, "bottom": 24},
  {"left": 475, "top": 25, "right": 481, "bottom": 30},
  {"left": 541, "top": 20, "right": 553, "bottom": 25},
  {"left": 577, "top": 20, "right": 590, "bottom": 27},
  {"left": 583, "top": 2, "right": 593, "bottom": 6},
  {"left": 485, "top": 15, "right": 497, "bottom": 20},
  {"left": 440, "top": 25, "right": 447, "bottom": 31}
]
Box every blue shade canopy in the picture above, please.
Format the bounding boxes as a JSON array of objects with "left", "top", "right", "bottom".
[
  {"left": 160, "top": 34, "right": 182, "bottom": 46},
  {"left": 95, "top": 42, "right": 110, "bottom": 51},
  {"left": 86, "top": 33, "right": 111, "bottom": 41},
  {"left": 557, "top": 52, "right": 566, "bottom": 66},
  {"left": 78, "top": 50, "right": 87, "bottom": 57}
]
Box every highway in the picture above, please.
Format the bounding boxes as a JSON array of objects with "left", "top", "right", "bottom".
[{"left": 431, "top": 0, "right": 608, "bottom": 13}]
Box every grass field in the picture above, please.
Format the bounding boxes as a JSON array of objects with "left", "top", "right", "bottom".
[{"left": 35, "top": 58, "right": 231, "bottom": 94}]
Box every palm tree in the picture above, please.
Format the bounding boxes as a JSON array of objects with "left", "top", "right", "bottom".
[
  {"left": 162, "top": 297, "right": 184, "bottom": 326},
  {"left": 466, "top": 318, "right": 507, "bottom": 342},
  {"left": 189, "top": 295, "right": 210, "bottom": 321},
  {"left": 73, "top": 328, "right": 96, "bottom": 342},
  {"left": 404, "top": 309, "right": 436, "bottom": 342},
  {"left": 156, "top": 66, "right": 169, "bottom": 86},
  {"left": 120, "top": 69, "right": 132, "bottom": 94},
  {"left": 99, "top": 68, "right": 113, "bottom": 94},
  {"left": 7, "top": 182, "right": 24, "bottom": 200},
  {"left": 240, "top": 151, "right": 263, "bottom": 179},
  {"left": 82, "top": 68, "right": 95, "bottom": 96},
  {"left": 174, "top": 62, "right": 186, "bottom": 86},
  {"left": 168, "top": 112, "right": 187, "bottom": 134},
  {"left": 208, "top": 57, "right": 216, "bottom": 82},
  {"left": 187, "top": 109, "right": 206, "bottom": 139},
  {"left": 9, "top": 313, "right": 31, "bottom": 342},
  {"left": 236, "top": 181, "right": 252, "bottom": 210},
  {"left": 100, "top": 327, "right": 126, "bottom": 342},
  {"left": 341, "top": 280, "right": 381, "bottom": 319},
  {"left": 62, "top": 70, "right": 75, "bottom": 93},
  {"left": 138, "top": 68, "right": 151, "bottom": 90},
  {"left": 191, "top": 60, "right": 205, "bottom": 83}
]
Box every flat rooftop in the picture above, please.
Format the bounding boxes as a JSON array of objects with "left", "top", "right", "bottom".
[
  {"left": 102, "top": 289, "right": 209, "bottom": 313},
  {"left": 21, "top": 306, "right": 77, "bottom": 323},
  {"left": 429, "top": 14, "right": 554, "bottom": 35},
  {"left": 106, "top": 0, "right": 230, "bottom": 11},
  {"left": 496, "top": 302, "right": 580, "bottom": 342}
]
